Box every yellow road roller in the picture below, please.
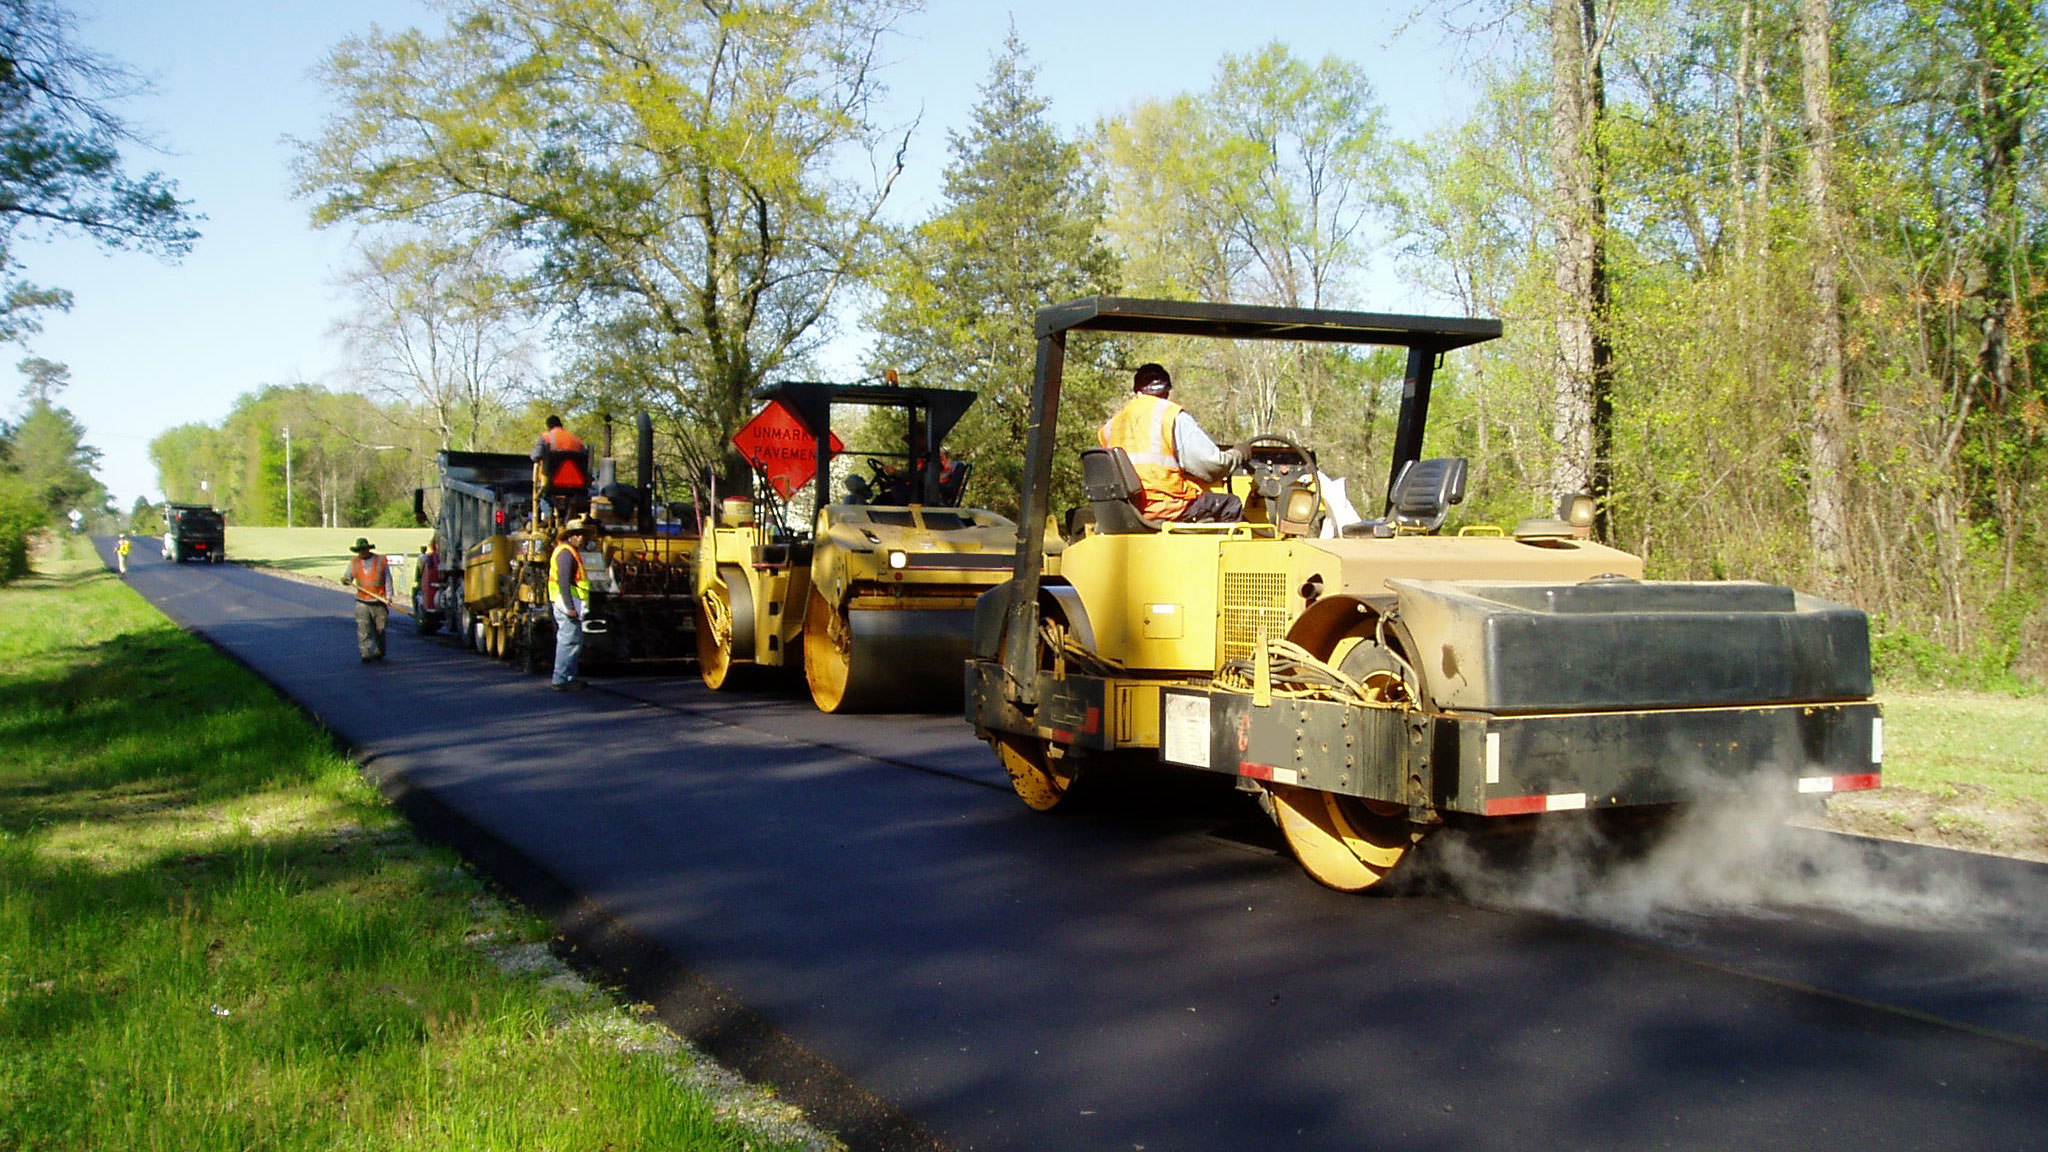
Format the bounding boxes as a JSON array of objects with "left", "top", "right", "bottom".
[
  {"left": 967, "top": 297, "right": 1882, "bottom": 891},
  {"left": 697, "top": 380, "right": 1020, "bottom": 712}
]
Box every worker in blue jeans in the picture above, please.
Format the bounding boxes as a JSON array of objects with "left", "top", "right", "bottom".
[{"left": 547, "top": 517, "right": 595, "bottom": 690}]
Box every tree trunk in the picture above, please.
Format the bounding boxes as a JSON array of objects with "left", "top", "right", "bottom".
[
  {"left": 1799, "top": 0, "right": 1852, "bottom": 597},
  {"left": 1548, "top": 0, "right": 1613, "bottom": 539}
]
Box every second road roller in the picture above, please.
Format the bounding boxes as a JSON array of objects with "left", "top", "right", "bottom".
[{"left": 696, "top": 379, "right": 1020, "bottom": 713}]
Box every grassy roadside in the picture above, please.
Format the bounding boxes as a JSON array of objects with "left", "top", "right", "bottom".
[
  {"left": 1819, "top": 691, "right": 2048, "bottom": 861},
  {"left": 225, "top": 526, "right": 437, "bottom": 579},
  {"left": 0, "top": 539, "right": 824, "bottom": 1151}
]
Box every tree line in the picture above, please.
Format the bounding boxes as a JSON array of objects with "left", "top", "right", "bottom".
[
  {"left": 6, "top": 0, "right": 2043, "bottom": 686},
  {"left": 291, "top": 0, "right": 2041, "bottom": 685}
]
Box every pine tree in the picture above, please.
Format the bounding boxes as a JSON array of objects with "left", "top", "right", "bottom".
[{"left": 866, "top": 30, "right": 1121, "bottom": 516}]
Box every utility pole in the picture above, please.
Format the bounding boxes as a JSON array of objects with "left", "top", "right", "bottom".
[{"left": 283, "top": 425, "right": 293, "bottom": 527}]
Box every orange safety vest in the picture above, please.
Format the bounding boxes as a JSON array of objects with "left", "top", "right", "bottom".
[
  {"left": 541, "top": 426, "right": 588, "bottom": 489},
  {"left": 348, "top": 554, "right": 391, "bottom": 603},
  {"left": 1099, "top": 394, "right": 1204, "bottom": 520}
]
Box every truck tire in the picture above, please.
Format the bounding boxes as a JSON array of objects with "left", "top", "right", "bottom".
[{"left": 522, "top": 617, "right": 554, "bottom": 675}]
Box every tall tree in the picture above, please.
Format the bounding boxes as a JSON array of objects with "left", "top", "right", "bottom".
[
  {"left": 1799, "top": 0, "right": 1852, "bottom": 595},
  {"left": 867, "top": 31, "right": 1121, "bottom": 516},
  {"left": 0, "top": 0, "right": 198, "bottom": 342},
  {"left": 1096, "top": 43, "right": 1390, "bottom": 484},
  {"left": 6, "top": 354, "right": 106, "bottom": 521},
  {"left": 297, "top": 0, "right": 915, "bottom": 471},
  {"left": 333, "top": 233, "right": 537, "bottom": 452},
  {"left": 1548, "top": 0, "right": 1615, "bottom": 538}
]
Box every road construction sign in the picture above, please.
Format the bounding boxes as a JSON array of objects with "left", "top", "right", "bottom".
[{"left": 733, "top": 400, "right": 843, "bottom": 500}]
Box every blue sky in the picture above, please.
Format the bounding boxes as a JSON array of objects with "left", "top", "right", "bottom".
[{"left": 16, "top": 1, "right": 1476, "bottom": 507}]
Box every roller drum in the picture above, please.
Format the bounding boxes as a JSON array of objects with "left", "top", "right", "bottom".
[{"left": 805, "top": 593, "right": 975, "bottom": 713}]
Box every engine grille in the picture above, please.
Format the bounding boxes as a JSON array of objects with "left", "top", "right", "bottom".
[{"left": 1221, "top": 571, "right": 1291, "bottom": 665}]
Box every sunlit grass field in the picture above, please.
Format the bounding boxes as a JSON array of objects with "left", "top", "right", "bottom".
[
  {"left": 225, "top": 526, "right": 438, "bottom": 578},
  {"left": 1, "top": 539, "right": 816, "bottom": 1151}
]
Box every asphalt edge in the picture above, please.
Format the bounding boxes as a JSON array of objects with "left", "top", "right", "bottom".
[
  {"left": 125, "top": 561, "right": 952, "bottom": 1152},
  {"left": 357, "top": 754, "right": 953, "bottom": 1152}
]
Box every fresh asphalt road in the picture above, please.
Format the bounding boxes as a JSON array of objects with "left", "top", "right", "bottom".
[{"left": 108, "top": 542, "right": 2048, "bottom": 1152}]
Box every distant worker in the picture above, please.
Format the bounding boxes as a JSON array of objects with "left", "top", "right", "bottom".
[
  {"left": 881, "top": 415, "right": 965, "bottom": 504},
  {"left": 116, "top": 533, "right": 130, "bottom": 576},
  {"left": 532, "top": 415, "right": 588, "bottom": 490},
  {"left": 548, "top": 516, "right": 596, "bottom": 691},
  {"left": 341, "top": 537, "right": 394, "bottom": 663},
  {"left": 1098, "top": 363, "right": 1246, "bottom": 522}
]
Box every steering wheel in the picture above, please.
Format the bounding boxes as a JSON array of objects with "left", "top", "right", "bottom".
[{"left": 1241, "top": 433, "right": 1322, "bottom": 533}]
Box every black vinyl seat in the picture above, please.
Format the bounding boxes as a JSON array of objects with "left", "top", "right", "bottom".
[
  {"left": 1079, "top": 446, "right": 1163, "bottom": 535},
  {"left": 1346, "top": 456, "right": 1467, "bottom": 537}
]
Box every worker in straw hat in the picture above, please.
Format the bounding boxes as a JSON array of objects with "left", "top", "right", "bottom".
[
  {"left": 547, "top": 516, "right": 597, "bottom": 690},
  {"left": 341, "top": 537, "right": 394, "bottom": 662}
]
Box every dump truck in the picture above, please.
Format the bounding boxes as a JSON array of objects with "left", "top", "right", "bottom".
[
  {"left": 966, "top": 297, "right": 1881, "bottom": 891},
  {"left": 411, "top": 450, "right": 533, "bottom": 639},
  {"left": 415, "top": 414, "right": 698, "bottom": 671},
  {"left": 162, "top": 503, "right": 225, "bottom": 563},
  {"left": 696, "top": 380, "right": 1020, "bottom": 712}
]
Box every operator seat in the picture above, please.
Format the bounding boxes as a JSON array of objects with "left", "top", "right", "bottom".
[
  {"left": 1079, "top": 447, "right": 1163, "bottom": 535},
  {"left": 937, "top": 460, "right": 971, "bottom": 506},
  {"left": 1346, "top": 456, "right": 1467, "bottom": 537}
]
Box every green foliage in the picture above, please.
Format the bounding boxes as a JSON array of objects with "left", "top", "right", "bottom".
[
  {"left": 125, "top": 495, "right": 161, "bottom": 535},
  {"left": 1, "top": 358, "right": 111, "bottom": 534},
  {"left": 1098, "top": 42, "right": 1387, "bottom": 312},
  {"left": 0, "top": 0, "right": 199, "bottom": 343},
  {"left": 297, "top": 0, "right": 916, "bottom": 478},
  {"left": 1090, "top": 43, "right": 1395, "bottom": 499},
  {"left": 150, "top": 384, "right": 438, "bottom": 528},
  {"left": 5, "top": 396, "right": 107, "bottom": 523},
  {"left": 0, "top": 545, "right": 806, "bottom": 1150},
  {"left": 0, "top": 470, "right": 41, "bottom": 581},
  {"left": 866, "top": 32, "right": 1122, "bottom": 516}
]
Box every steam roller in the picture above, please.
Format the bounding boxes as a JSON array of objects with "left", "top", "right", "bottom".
[
  {"left": 967, "top": 296, "right": 1883, "bottom": 893},
  {"left": 698, "top": 378, "right": 1022, "bottom": 714}
]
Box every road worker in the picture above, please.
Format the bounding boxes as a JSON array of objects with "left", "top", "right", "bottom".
[
  {"left": 548, "top": 516, "right": 596, "bottom": 691},
  {"left": 341, "top": 537, "right": 394, "bottom": 662},
  {"left": 532, "top": 415, "right": 588, "bottom": 490},
  {"left": 1098, "top": 363, "right": 1246, "bottom": 522}
]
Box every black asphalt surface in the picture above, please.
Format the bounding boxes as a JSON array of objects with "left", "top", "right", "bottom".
[{"left": 106, "top": 541, "right": 2048, "bottom": 1152}]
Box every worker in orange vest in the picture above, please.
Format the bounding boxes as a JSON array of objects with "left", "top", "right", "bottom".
[
  {"left": 1098, "top": 363, "right": 1246, "bottom": 521},
  {"left": 532, "top": 415, "right": 588, "bottom": 489},
  {"left": 342, "top": 537, "right": 394, "bottom": 662}
]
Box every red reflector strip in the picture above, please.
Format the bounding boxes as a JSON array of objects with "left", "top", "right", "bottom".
[
  {"left": 1799, "top": 772, "right": 1882, "bottom": 794},
  {"left": 1239, "top": 762, "right": 1300, "bottom": 786},
  {"left": 1483, "top": 792, "right": 1588, "bottom": 816},
  {"left": 1082, "top": 706, "right": 1100, "bottom": 735}
]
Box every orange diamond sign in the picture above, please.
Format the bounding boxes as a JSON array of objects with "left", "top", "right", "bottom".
[{"left": 732, "top": 400, "right": 843, "bottom": 500}]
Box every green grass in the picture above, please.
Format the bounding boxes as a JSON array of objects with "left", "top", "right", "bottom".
[
  {"left": 225, "top": 526, "right": 437, "bottom": 577},
  {"left": 1877, "top": 690, "right": 2048, "bottom": 806},
  {"left": 0, "top": 539, "right": 814, "bottom": 1152}
]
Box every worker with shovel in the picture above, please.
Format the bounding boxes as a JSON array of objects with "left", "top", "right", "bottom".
[{"left": 342, "top": 537, "right": 394, "bottom": 662}]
